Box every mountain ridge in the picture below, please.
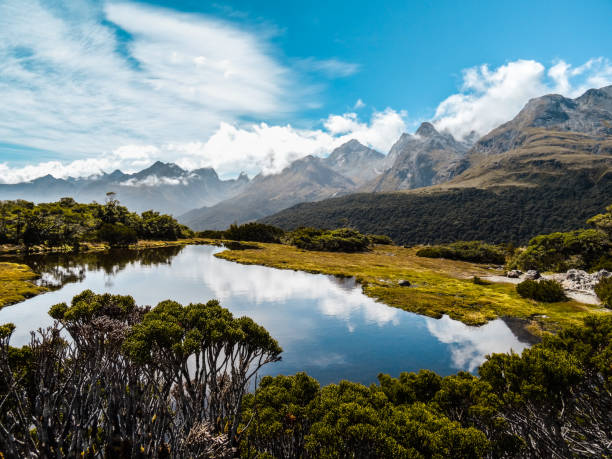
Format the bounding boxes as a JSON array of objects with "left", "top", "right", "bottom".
[{"left": 0, "top": 161, "right": 250, "bottom": 215}]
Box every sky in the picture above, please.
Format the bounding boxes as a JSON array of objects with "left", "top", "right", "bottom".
[{"left": 1, "top": 0, "right": 612, "bottom": 183}]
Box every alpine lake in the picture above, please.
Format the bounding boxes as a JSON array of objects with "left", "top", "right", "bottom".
[{"left": 0, "top": 244, "right": 532, "bottom": 385}]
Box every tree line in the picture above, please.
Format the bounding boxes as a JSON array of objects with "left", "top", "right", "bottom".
[{"left": 0, "top": 195, "right": 192, "bottom": 249}]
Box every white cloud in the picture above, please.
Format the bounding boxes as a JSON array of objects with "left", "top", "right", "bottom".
[
  {"left": 296, "top": 57, "right": 360, "bottom": 78},
  {"left": 120, "top": 175, "right": 190, "bottom": 187},
  {"left": 425, "top": 315, "right": 529, "bottom": 371},
  {"left": 0, "top": 109, "right": 407, "bottom": 182},
  {"left": 0, "top": 0, "right": 294, "bottom": 156},
  {"left": 354, "top": 98, "right": 366, "bottom": 109},
  {"left": 433, "top": 58, "right": 612, "bottom": 139}
]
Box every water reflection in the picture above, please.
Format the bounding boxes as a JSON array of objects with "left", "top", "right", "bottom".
[
  {"left": 6, "top": 246, "right": 183, "bottom": 288},
  {"left": 1, "top": 245, "right": 532, "bottom": 384},
  {"left": 425, "top": 316, "right": 529, "bottom": 372}
]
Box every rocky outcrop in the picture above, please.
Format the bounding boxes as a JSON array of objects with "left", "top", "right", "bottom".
[{"left": 558, "top": 269, "right": 612, "bottom": 293}]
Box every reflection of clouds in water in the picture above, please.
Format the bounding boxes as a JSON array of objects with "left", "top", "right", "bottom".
[
  {"left": 305, "top": 352, "right": 347, "bottom": 368},
  {"left": 318, "top": 289, "right": 400, "bottom": 328},
  {"left": 425, "top": 315, "right": 529, "bottom": 371},
  {"left": 189, "top": 251, "right": 401, "bottom": 329}
]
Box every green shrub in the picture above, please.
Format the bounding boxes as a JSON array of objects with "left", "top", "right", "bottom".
[
  {"left": 516, "top": 279, "right": 567, "bottom": 302},
  {"left": 594, "top": 277, "right": 612, "bottom": 308},
  {"left": 223, "top": 241, "right": 260, "bottom": 251},
  {"left": 224, "top": 222, "right": 285, "bottom": 243},
  {"left": 97, "top": 223, "right": 138, "bottom": 246},
  {"left": 509, "top": 229, "right": 610, "bottom": 272},
  {"left": 591, "top": 254, "right": 612, "bottom": 272},
  {"left": 416, "top": 241, "right": 506, "bottom": 264},
  {"left": 367, "top": 234, "right": 394, "bottom": 245},
  {"left": 196, "top": 229, "right": 225, "bottom": 239},
  {"left": 287, "top": 227, "right": 371, "bottom": 252},
  {"left": 472, "top": 276, "right": 491, "bottom": 285}
]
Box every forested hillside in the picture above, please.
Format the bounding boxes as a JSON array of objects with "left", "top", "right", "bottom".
[{"left": 262, "top": 172, "right": 612, "bottom": 245}]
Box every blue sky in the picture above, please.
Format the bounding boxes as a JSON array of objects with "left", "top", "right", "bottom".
[{"left": 1, "top": 0, "right": 611, "bottom": 182}]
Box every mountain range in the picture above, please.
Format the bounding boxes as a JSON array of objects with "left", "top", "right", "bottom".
[
  {"left": 3, "top": 85, "right": 612, "bottom": 242},
  {"left": 180, "top": 140, "right": 385, "bottom": 230},
  {"left": 0, "top": 161, "right": 249, "bottom": 215},
  {"left": 261, "top": 85, "right": 612, "bottom": 244}
]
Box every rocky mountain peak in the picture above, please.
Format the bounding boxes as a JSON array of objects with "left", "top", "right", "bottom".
[
  {"left": 415, "top": 122, "right": 439, "bottom": 138},
  {"left": 136, "top": 161, "right": 185, "bottom": 179},
  {"left": 31, "top": 174, "right": 58, "bottom": 184},
  {"left": 324, "top": 140, "right": 385, "bottom": 185},
  {"left": 472, "top": 85, "right": 612, "bottom": 157}
]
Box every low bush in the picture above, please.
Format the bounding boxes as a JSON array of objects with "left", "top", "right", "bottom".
[
  {"left": 472, "top": 276, "right": 491, "bottom": 285},
  {"left": 367, "top": 234, "right": 394, "bottom": 245},
  {"left": 509, "top": 229, "right": 611, "bottom": 272},
  {"left": 223, "top": 241, "right": 260, "bottom": 251},
  {"left": 195, "top": 229, "right": 225, "bottom": 239},
  {"left": 287, "top": 227, "right": 371, "bottom": 252},
  {"left": 591, "top": 254, "right": 612, "bottom": 272},
  {"left": 594, "top": 277, "right": 612, "bottom": 308},
  {"left": 516, "top": 279, "right": 567, "bottom": 302},
  {"left": 416, "top": 241, "right": 506, "bottom": 264},
  {"left": 224, "top": 222, "right": 285, "bottom": 243}
]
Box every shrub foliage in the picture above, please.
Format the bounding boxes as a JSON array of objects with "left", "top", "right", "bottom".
[
  {"left": 287, "top": 227, "right": 371, "bottom": 252},
  {"left": 0, "top": 197, "right": 192, "bottom": 248},
  {"left": 509, "top": 229, "right": 610, "bottom": 272},
  {"left": 416, "top": 241, "right": 506, "bottom": 264},
  {"left": 1, "top": 294, "right": 610, "bottom": 457},
  {"left": 516, "top": 279, "right": 567, "bottom": 302},
  {"left": 0, "top": 291, "right": 281, "bottom": 457},
  {"left": 594, "top": 277, "right": 612, "bottom": 308},
  {"left": 224, "top": 222, "right": 285, "bottom": 243}
]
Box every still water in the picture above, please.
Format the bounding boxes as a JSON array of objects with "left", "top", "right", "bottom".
[{"left": 0, "top": 245, "right": 530, "bottom": 385}]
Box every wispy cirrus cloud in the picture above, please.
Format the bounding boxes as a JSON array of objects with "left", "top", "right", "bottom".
[
  {"left": 295, "top": 57, "right": 361, "bottom": 78},
  {"left": 0, "top": 0, "right": 297, "bottom": 157}
]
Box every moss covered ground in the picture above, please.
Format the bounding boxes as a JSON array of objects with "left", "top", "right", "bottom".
[
  {"left": 215, "top": 242, "right": 607, "bottom": 332},
  {"left": 0, "top": 262, "right": 46, "bottom": 309}
]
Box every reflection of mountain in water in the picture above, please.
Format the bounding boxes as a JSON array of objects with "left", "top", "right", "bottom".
[{"left": 6, "top": 246, "right": 184, "bottom": 289}]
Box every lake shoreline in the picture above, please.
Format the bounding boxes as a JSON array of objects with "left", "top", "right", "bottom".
[
  {"left": 0, "top": 262, "right": 47, "bottom": 310},
  {"left": 215, "top": 241, "right": 607, "bottom": 334},
  {"left": 2, "top": 239, "right": 606, "bottom": 336}
]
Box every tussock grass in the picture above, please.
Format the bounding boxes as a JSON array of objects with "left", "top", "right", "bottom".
[
  {"left": 0, "top": 262, "right": 46, "bottom": 309},
  {"left": 216, "top": 242, "right": 606, "bottom": 331}
]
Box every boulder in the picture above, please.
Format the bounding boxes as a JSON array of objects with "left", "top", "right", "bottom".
[
  {"left": 398, "top": 279, "right": 411, "bottom": 287},
  {"left": 592, "top": 269, "right": 611, "bottom": 281},
  {"left": 524, "top": 270, "right": 541, "bottom": 280},
  {"left": 562, "top": 269, "right": 612, "bottom": 292},
  {"left": 507, "top": 270, "right": 522, "bottom": 278}
]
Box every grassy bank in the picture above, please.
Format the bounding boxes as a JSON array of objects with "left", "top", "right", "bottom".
[
  {"left": 215, "top": 242, "right": 607, "bottom": 331},
  {"left": 0, "top": 262, "right": 46, "bottom": 309},
  {"left": 0, "top": 237, "right": 219, "bottom": 256}
]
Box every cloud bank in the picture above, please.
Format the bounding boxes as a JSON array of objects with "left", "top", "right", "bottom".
[
  {"left": 433, "top": 58, "right": 612, "bottom": 139},
  {"left": 0, "top": 109, "right": 407, "bottom": 182},
  {"left": 1, "top": 0, "right": 611, "bottom": 184}
]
